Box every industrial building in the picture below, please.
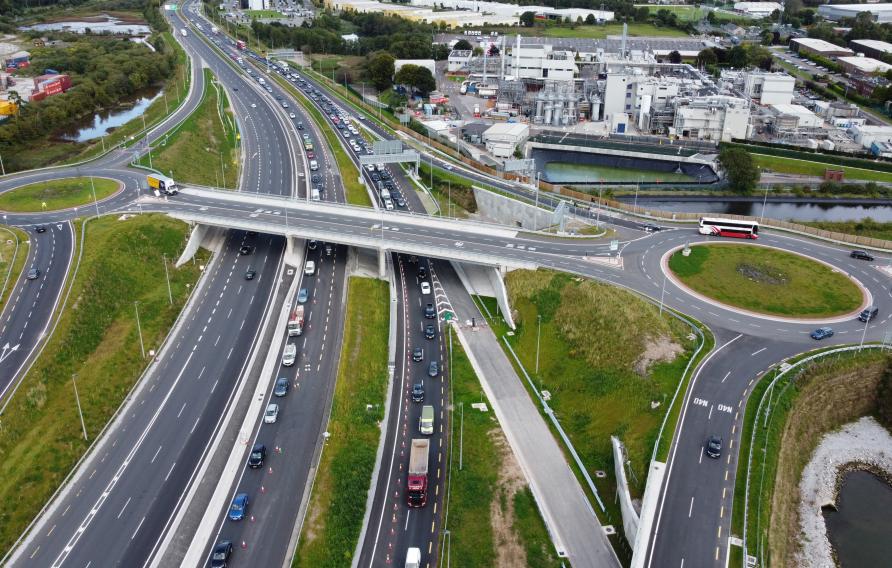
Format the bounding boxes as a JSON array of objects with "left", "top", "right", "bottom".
[
  {"left": 818, "top": 3, "right": 892, "bottom": 24},
  {"left": 790, "top": 37, "right": 853, "bottom": 58},
  {"left": 849, "top": 124, "right": 892, "bottom": 149},
  {"left": 482, "top": 122, "right": 529, "bottom": 157},
  {"left": 671, "top": 96, "right": 751, "bottom": 142},
  {"left": 850, "top": 39, "right": 892, "bottom": 60},
  {"left": 733, "top": 2, "right": 783, "bottom": 18},
  {"left": 505, "top": 44, "right": 577, "bottom": 81},
  {"left": 722, "top": 70, "right": 795, "bottom": 105},
  {"left": 837, "top": 55, "right": 892, "bottom": 76},
  {"left": 447, "top": 50, "right": 473, "bottom": 73}
]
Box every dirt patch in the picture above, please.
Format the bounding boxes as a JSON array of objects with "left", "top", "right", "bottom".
[
  {"left": 635, "top": 335, "right": 683, "bottom": 375},
  {"left": 489, "top": 429, "right": 529, "bottom": 567},
  {"left": 736, "top": 262, "right": 788, "bottom": 286}
]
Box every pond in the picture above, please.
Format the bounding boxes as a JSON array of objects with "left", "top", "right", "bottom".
[
  {"left": 55, "top": 87, "right": 163, "bottom": 143},
  {"left": 543, "top": 161, "right": 696, "bottom": 184},
  {"left": 823, "top": 469, "right": 892, "bottom": 567},
  {"left": 22, "top": 15, "right": 150, "bottom": 36}
]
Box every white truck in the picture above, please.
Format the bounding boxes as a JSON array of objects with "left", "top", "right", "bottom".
[
  {"left": 405, "top": 548, "right": 421, "bottom": 568},
  {"left": 146, "top": 174, "right": 178, "bottom": 195},
  {"left": 180, "top": 28, "right": 187, "bottom": 37},
  {"left": 287, "top": 305, "right": 305, "bottom": 337}
]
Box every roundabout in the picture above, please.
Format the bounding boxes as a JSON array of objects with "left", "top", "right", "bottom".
[
  {"left": 0, "top": 177, "right": 121, "bottom": 213},
  {"left": 664, "top": 242, "right": 869, "bottom": 321}
]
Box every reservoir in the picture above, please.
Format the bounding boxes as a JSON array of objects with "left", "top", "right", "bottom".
[{"left": 823, "top": 469, "right": 892, "bottom": 567}]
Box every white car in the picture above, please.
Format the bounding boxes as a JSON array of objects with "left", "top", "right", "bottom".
[
  {"left": 264, "top": 403, "right": 279, "bottom": 424},
  {"left": 289, "top": 113, "right": 296, "bottom": 119},
  {"left": 251, "top": 103, "right": 257, "bottom": 108},
  {"left": 420, "top": 282, "right": 431, "bottom": 295}
]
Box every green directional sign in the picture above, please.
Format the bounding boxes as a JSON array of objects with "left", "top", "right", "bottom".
[{"left": 443, "top": 312, "right": 454, "bottom": 322}]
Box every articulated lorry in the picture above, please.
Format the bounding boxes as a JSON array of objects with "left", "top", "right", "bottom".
[
  {"left": 407, "top": 438, "right": 429, "bottom": 508},
  {"left": 287, "top": 305, "right": 305, "bottom": 337},
  {"left": 146, "top": 174, "right": 178, "bottom": 195}
]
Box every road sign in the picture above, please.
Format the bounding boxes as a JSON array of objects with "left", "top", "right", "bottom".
[
  {"left": 444, "top": 312, "right": 453, "bottom": 322},
  {"left": 164, "top": 4, "right": 178, "bottom": 10},
  {"left": 358, "top": 151, "right": 419, "bottom": 166},
  {"left": 372, "top": 140, "right": 402, "bottom": 155}
]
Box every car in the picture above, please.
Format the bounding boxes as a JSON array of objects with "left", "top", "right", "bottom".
[
  {"left": 396, "top": 197, "right": 406, "bottom": 208},
  {"left": 421, "top": 282, "right": 431, "bottom": 295},
  {"left": 264, "top": 403, "right": 279, "bottom": 423},
  {"left": 239, "top": 245, "right": 253, "bottom": 255},
  {"left": 424, "top": 324, "right": 436, "bottom": 339},
  {"left": 302, "top": 133, "right": 310, "bottom": 140},
  {"left": 859, "top": 306, "right": 879, "bottom": 322},
  {"left": 298, "top": 288, "right": 309, "bottom": 303},
  {"left": 424, "top": 303, "right": 436, "bottom": 319},
  {"left": 417, "top": 266, "right": 427, "bottom": 279},
  {"left": 244, "top": 267, "right": 257, "bottom": 280},
  {"left": 228, "top": 493, "right": 249, "bottom": 521},
  {"left": 274, "top": 377, "right": 289, "bottom": 397},
  {"left": 34, "top": 225, "right": 46, "bottom": 233},
  {"left": 297, "top": 122, "right": 304, "bottom": 130},
  {"left": 311, "top": 174, "right": 321, "bottom": 184},
  {"left": 282, "top": 102, "right": 289, "bottom": 108},
  {"left": 412, "top": 383, "right": 425, "bottom": 402},
  {"left": 705, "top": 436, "right": 722, "bottom": 459},
  {"left": 276, "top": 94, "right": 282, "bottom": 100},
  {"left": 643, "top": 224, "right": 661, "bottom": 232},
  {"left": 26, "top": 268, "right": 40, "bottom": 280},
  {"left": 247, "top": 443, "right": 266, "bottom": 468},
  {"left": 304, "top": 261, "right": 315, "bottom": 276},
  {"left": 210, "top": 540, "right": 233, "bottom": 568},
  {"left": 308, "top": 239, "right": 318, "bottom": 250},
  {"left": 251, "top": 103, "right": 257, "bottom": 108},
  {"left": 810, "top": 327, "right": 834, "bottom": 340},
  {"left": 445, "top": 164, "right": 454, "bottom": 171},
  {"left": 413, "top": 347, "right": 424, "bottom": 362},
  {"left": 428, "top": 361, "right": 439, "bottom": 377},
  {"left": 384, "top": 199, "right": 394, "bottom": 211},
  {"left": 307, "top": 151, "right": 315, "bottom": 159},
  {"left": 850, "top": 250, "right": 874, "bottom": 261}
]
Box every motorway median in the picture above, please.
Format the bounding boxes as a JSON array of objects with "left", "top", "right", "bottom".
[
  {"left": 0, "top": 215, "right": 208, "bottom": 556},
  {"left": 293, "top": 276, "right": 388, "bottom": 567}
]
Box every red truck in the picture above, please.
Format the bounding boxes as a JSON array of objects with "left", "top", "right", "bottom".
[
  {"left": 236, "top": 39, "right": 246, "bottom": 50},
  {"left": 407, "top": 439, "right": 430, "bottom": 508},
  {"left": 287, "top": 305, "right": 304, "bottom": 337}
]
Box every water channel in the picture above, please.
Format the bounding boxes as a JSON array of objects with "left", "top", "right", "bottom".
[
  {"left": 617, "top": 199, "right": 892, "bottom": 223},
  {"left": 55, "top": 88, "right": 163, "bottom": 143},
  {"left": 823, "top": 469, "right": 892, "bottom": 567}
]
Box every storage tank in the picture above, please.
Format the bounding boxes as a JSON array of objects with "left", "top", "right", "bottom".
[
  {"left": 820, "top": 139, "right": 836, "bottom": 151},
  {"left": 543, "top": 102, "right": 553, "bottom": 125}
]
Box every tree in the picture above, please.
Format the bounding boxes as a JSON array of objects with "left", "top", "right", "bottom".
[
  {"left": 453, "top": 39, "right": 473, "bottom": 51},
  {"left": 394, "top": 64, "right": 436, "bottom": 95},
  {"left": 706, "top": 11, "right": 717, "bottom": 25},
  {"left": 668, "top": 50, "right": 682, "bottom": 64},
  {"left": 585, "top": 13, "right": 596, "bottom": 25},
  {"left": 635, "top": 6, "right": 650, "bottom": 22},
  {"left": 697, "top": 48, "right": 718, "bottom": 68},
  {"left": 760, "top": 30, "right": 773, "bottom": 45},
  {"left": 520, "top": 11, "right": 536, "bottom": 27},
  {"left": 718, "top": 146, "right": 759, "bottom": 194},
  {"left": 365, "top": 51, "right": 395, "bottom": 91},
  {"left": 728, "top": 45, "right": 748, "bottom": 68}
]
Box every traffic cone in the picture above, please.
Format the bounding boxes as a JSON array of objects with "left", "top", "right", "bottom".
[
  {"left": 261, "top": 485, "right": 266, "bottom": 494},
  {"left": 268, "top": 466, "right": 273, "bottom": 474},
  {"left": 250, "top": 515, "right": 255, "bottom": 522},
  {"left": 241, "top": 541, "right": 247, "bottom": 550}
]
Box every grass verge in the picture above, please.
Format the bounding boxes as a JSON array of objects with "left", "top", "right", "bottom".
[
  {"left": 801, "top": 219, "right": 892, "bottom": 242},
  {"left": 483, "top": 22, "right": 687, "bottom": 38},
  {"left": 668, "top": 244, "right": 863, "bottom": 318},
  {"left": 294, "top": 277, "right": 389, "bottom": 567},
  {"left": 139, "top": 69, "right": 239, "bottom": 188},
  {"left": 0, "top": 178, "right": 119, "bottom": 213},
  {"left": 0, "top": 226, "right": 30, "bottom": 313},
  {"left": 443, "top": 326, "right": 561, "bottom": 567},
  {"left": 0, "top": 214, "right": 208, "bottom": 554},
  {"left": 753, "top": 154, "right": 892, "bottom": 183},
  {"left": 418, "top": 163, "right": 476, "bottom": 216}
]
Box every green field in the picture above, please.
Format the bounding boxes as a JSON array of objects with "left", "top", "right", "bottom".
[
  {"left": 487, "top": 22, "right": 687, "bottom": 39},
  {"left": 754, "top": 153, "right": 892, "bottom": 183},
  {"left": 669, "top": 244, "right": 863, "bottom": 317},
  {"left": 0, "top": 215, "right": 207, "bottom": 553},
  {"left": 444, "top": 326, "right": 562, "bottom": 567},
  {"left": 294, "top": 277, "right": 389, "bottom": 567},
  {"left": 638, "top": 4, "right": 707, "bottom": 21},
  {"left": 0, "top": 177, "right": 119, "bottom": 212},
  {"left": 140, "top": 69, "right": 239, "bottom": 189},
  {"left": 244, "top": 9, "right": 284, "bottom": 18},
  {"left": 0, "top": 226, "right": 30, "bottom": 314},
  {"left": 802, "top": 219, "right": 892, "bottom": 242}
]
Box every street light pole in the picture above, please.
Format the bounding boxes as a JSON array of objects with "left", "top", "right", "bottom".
[
  {"left": 90, "top": 176, "right": 100, "bottom": 218},
  {"left": 596, "top": 185, "right": 603, "bottom": 227},
  {"left": 162, "top": 254, "right": 173, "bottom": 304},
  {"left": 134, "top": 301, "right": 146, "bottom": 359},
  {"left": 535, "top": 314, "right": 542, "bottom": 375},
  {"left": 72, "top": 374, "right": 88, "bottom": 441},
  {"left": 859, "top": 315, "right": 870, "bottom": 351},
  {"left": 759, "top": 184, "right": 769, "bottom": 224}
]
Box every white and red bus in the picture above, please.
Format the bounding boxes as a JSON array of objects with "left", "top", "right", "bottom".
[{"left": 698, "top": 217, "right": 759, "bottom": 239}]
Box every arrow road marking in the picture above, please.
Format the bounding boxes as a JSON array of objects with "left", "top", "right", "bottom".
[{"left": 0, "top": 342, "right": 20, "bottom": 364}]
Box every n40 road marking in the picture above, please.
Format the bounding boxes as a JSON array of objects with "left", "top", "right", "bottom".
[{"left": 691, "top": 398, "right": 733, "bottom": 414}]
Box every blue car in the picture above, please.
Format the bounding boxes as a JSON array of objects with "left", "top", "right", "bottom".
[
  {"left": 228, "top": 493, "right": 249, "bottom": 521},
  {"left": 298, "top": 288, "right": 309, "bottom": 304},
  {"left": 810, "top": 327, "right": 834, "bottom": 340}
]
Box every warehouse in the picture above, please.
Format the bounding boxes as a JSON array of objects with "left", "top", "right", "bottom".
[
  {"left": 447, "top": 50, "right": 473, "bottom": 73},
  {"left": 733, "top": 2, "right": 783, "bottom": 18},
  {"left": 818, "top": 3, "right": 892, "bottom": 24},
  {"left": 790, "top": 37, "right": 853, "bottom": 58},
  {"left": 483, "top": 122, "right": 529, "bottom": 158},
  {"left": 849, "top": 39, "right": 892, "bottom": 60},
  {"left": 838, "top": 56, "right": 892, "bottom": 76},
  {"left": 771, "top": 103, "right": 823, "bottom": 129}
]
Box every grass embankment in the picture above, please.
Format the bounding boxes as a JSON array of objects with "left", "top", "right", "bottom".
[
  {"left": 483, "top": 23, "right": 687, "bottom": 38},
  {"left": 244, "top": 9, "right": 284, "bottom": 18},
  {"left": 753, "top": 154, "right": 892, "bottom": 183},
  {"left": 0, "top": 226, "right": 30, "bottom": 313},
  {"left": 638, "top": 4, "right": 707, "bottom": 21},
  {"left": 0, "top": 178, "right": 119, "bottom": 212},
  {"left": 669, "top": 244, "right": 863, "bottom": 318},
  {"left": 491, "top": 271, "right": 696, "bottom": 520},
  {"left": 0, "top": 215, "right": 207, "bottom": 553},
  {"left": 444, "top": 326, "right": 561, "bottom": 567},
  {"left": 418, "top": 163, "right": 477, "bottom": 217},
  {"left": 294, "top": 277, "right": 388, "bottom": 567},
  {"left": 802, "top": 219, "right": 892, "bottom": 242},
  {"left": 139, "top": 69, "right": 239, "bottom": 188},
  {"left": 731, "top": 352, "right": 890, "bottom": 567},
  {"left": 268, "top": 72, "right": 370, "bottom": 206}
]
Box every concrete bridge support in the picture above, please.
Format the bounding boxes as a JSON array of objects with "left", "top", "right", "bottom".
[
  {"left": 176, "top": 223, "right": 209, "bottom": 267},
  {"left": 450, "top": 261, "right": 517, "bottom": 330},
  {"left": 489, "top": 265, "right": 516, "bottom": 330},
  {"left": 285, "top": 235, "right": 304, "bottom": 267},
  {"left": 612, "top": 436, "right": 640, "bottom": 546},
  {"left": 378, "top": 248, "right": 387, "bottom": 279}
]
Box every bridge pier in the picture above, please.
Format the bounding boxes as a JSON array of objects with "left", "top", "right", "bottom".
[
  {"left": 176, "top": 223, "right": 208, "bottom": 267},
  {"left": 378, "top": 248, "right": 387, "bottom": 279},
  {"left": 489, "top": 265, "right": 516, "bottom": 330},
  {"left": 284, "top": 235, "right": 304, "bottom": 267}
]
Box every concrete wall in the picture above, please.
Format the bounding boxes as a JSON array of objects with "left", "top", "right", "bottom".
[
  {"left": 472, "top": 186, "right": 553, "bottom": 231},
  {"left": 612, "top": 436, "right": 640, "bottom": 547}
]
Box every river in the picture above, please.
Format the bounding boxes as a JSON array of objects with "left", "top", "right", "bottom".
[
  {"left": 617, "top": 199, "right": 892, "bottom": 223},
  {"left": 823, "top": 469, "right": 892, "bottom": 566},
  {"left": 55, "top": 88, "right": 163, "bottom": 143}
]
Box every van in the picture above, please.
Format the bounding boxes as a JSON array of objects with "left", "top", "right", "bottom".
[
  {"left": 380, "top": 188, "right": 391, "bottom": 201},
  {"left": 419, "top": 405, "right": 434, "bottom": 435},
  {"left": 311, "top": 188, "right": 320, "bottom": 201},
  {"left": 309, "top": 160, "right": 319, "bottom": 171},
  {"left": 859, "top": 306, "right": 879, "bottom": 322},
  {"left": 282, "top": 343, "right": 297, "bottom": 366},
  {"left": 304, "top": 260, "right": 316, "bottom": 276}
]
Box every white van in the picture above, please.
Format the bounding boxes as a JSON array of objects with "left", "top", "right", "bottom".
[
  {"left": 309, "top": 160, "right": 319, "bottom": 171},
  {"left": 380, "top": 188, "right": 391, "bottom": 201},
  {"left": 384, "top": 198, "right": 394, "bottom": 211},
  {"left": 311, "top": 188, "right": 320, "bottom": 201},
  {"left": 282, "top": 343, "right": 297, "bottom": 366},
  {"left": 419, "top": 405, "right": 434, "bottom": 435},
  {"left": 304, "top": 260, "right": 316, "bottom": 276}
]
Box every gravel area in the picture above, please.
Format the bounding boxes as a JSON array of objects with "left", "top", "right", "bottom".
[{"left": 796, "top": 417, "right": 892, "bottom": 568}]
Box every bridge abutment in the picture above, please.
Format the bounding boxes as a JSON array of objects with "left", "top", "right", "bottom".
[{"left": 176, "top": 223, "right": 208, "bottom": 267}]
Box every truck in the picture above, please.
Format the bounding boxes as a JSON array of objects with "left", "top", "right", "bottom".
[
  {"left": 180, "top": 28, "right": 187, "bottom": 37},
  {"left": 473, "top": 104, "right": 481, "bottom": 117},
  {"left": 236, "top": 39, "right": 246, "bottom": 50},
  {"left": 407, "top": 438, "right": 430, "bottom": 507},
  {"left": 405, "top": 548, "right": 421, "bottom": 568},
  {"left": 146, "top": 174, "right": 178, "bottom": 195},
  {"left": 287, "top": 305, "right": 305, "bottom": 337}
]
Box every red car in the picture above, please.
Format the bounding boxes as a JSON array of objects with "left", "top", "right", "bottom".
[{"left": 307, "top": 151, "right": 315, "bottom": 159}]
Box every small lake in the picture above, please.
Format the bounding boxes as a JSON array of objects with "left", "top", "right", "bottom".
[
  {"left": 625, "top": 200, "right": 892, "bottom": 223},
  {"left": 23, "top": 15, "right": 150, "bottom": 35},
  {"left": 824, "top": 470, "right": 892, "bottom": 566},
  {"left": 544, "top": 162, "right": 695, "bottom": 184},
  {"left": 56, "top": 87, "right": 162, "bottom": 142}
]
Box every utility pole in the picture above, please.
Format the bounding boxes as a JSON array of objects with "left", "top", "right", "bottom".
[
  {"left": 90, "top": 176, "right": 100, "bottom": 218},
  {"left": 72, "top": 374, "right": 88, "bottom": 441},
  {"left": 659, "top": 273, "right": 668, "bottom": 315},
  {"left": 759, "top": 184, "right": 769, "bottom": 224},
  {"left": 134, "top": 301, "right": 146, "bottom": 359}
]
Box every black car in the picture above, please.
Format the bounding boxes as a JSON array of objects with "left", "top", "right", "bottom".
[
  {"left": 34, "top": 225, "right": 46, "bottom": 233},
  {"left": 239, "top": 245, "right": 254, "bottom": 255},
  {"left": 247, "top": 444, "right": 266, "bottom": 468},
  {"left": 411, "top": 383, "right": 425, "bottom": 402},
  {"left": 308, "top": 240, "right": 318, "bottom": 250},
  {"left": 412, "top": 347, "right": 424, "bottom": 362},
  {"left": 428, "top": 361, "right": 439, "bottom": 377},
  {"left": 245, "top": 267, "right": 257, "bottom": 280},
  {"left": 424, "top": 324, "right": 436, "bottom": 340},
  {"left": 859, "top": 306, "right": 879, "bottom": 322},
  {"left": 417, "top": 266, "right": 427, "bottom": 279},
  {"left": 311, "top": 174, "right": 322, "bottom": 184},
  {"left": 850, "top": 250, "right": 874, "bottom": 261},
  {"left": 210, "top": 540, "right": 233, "bottom": 568},
  {"left": 26, "top": 268, "right": 40, "bottom": 280},
  {"left": 274, "top": 377, "right": 289, "bottom": 397},
  {"left": 424, "top": 303, "right": 436, "bottom": 319},
  {"left": 297, "top": 122, "right": 304, "bottom": 130},
  {"left": 705, "top": 436, "right": 722, "bottom": 459}
]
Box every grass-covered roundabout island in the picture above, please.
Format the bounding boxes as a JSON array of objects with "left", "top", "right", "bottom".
[
  {"left": 0, "top": 177, "right": 119, "bottom": 212},
  {"left": 667, "top": 243, "right": 864, "bottom": 318}
]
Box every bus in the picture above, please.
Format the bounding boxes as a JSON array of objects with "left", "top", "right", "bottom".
[{"left": 698, "top": 217, "right": 759, "bottom": 239}]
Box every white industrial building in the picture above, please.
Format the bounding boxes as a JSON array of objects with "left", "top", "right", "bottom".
[
  {"left": 838, "top": 56, "right": 892, "bottom": 76},
  {"left": 483, "top": 122, "right": 529, "bottom": 158},
  {"left": 849, "top": 124, "right": 892, "bottom": 149},
  {"left": 733, "top": 2, "right": 783, "bottom": 18},
  {"left": 723, "top": 70, "right": 795, "bottom": 105},
  {"left": 771, "top": 104, "right": 823, "bottom": 128},
  {"left": 447, "top": 50, "right": 473, "bottom": 72},
  {"left": 818, "top": 3, "right": 892, "bottom": 24},
  {"left": 790, "top": 37, "right": 854, "bottom": 58},
  {"left": 505, "top": 44, "right": 577, "bottom": 81},
  {"left": 248, "top": 0, "right": 265, "bottom": 9},
  {"left": 671, "top": 96, "right": 751, "bottom": 142},
  {"left": 850, "top": 39, "right": 892, "bottom": 59}
]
